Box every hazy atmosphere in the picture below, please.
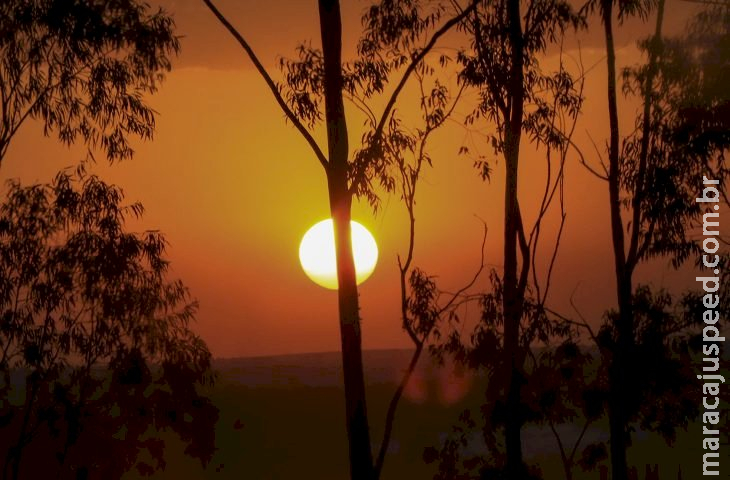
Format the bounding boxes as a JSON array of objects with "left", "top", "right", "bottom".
[
  {"left": 2, "top": 0, "right": 708, "bottom": 358},
  {"left": 0, "top": 0, "right": 727, "bottom": 479}
]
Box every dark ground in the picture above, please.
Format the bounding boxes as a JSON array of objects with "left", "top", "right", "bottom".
[{"left": 129, "top": 349, "right": 707, "bottom": 479}]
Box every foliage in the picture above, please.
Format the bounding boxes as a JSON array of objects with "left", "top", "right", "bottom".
[
  {"left": 0, "top": 169, "right": 217, "bottom": 480},
  {"left": 426, "top": 271, "right": 575, "bottom": 475},
  {"left": 458, "top": 0, "right": 584, "bottom": 176},
  {"left": 203, "top": 2, "right": 481, "bottom": 478},
  {"left": 419, "top": 0, "right": 587, "bottom": 474},
  {"left": 0, "top": 0, "right": 180, "bottom": 163},
  {"left": 670, "top": 5, "right": 730, "bottom": 160},
  {"left": 578, "top": 285, "right": 711, "bottom": 447},
  {"left": 580, "top": 0, "right": 655, "bottom": 25},
  {"left": 426, "top": 276, "right": 721, "bottom": 479},
  {"left": 619, "top": 3, "right": 730, "bottom": 268},
  {"left": 275, "top": 0, "right": 474, "bottom": 210},
  {"left": 423, "top": 409, "right": 484, "bottom": 480},
  {"left": 423, "top": 407, "right": 545, "bottom": 480},
  {"left": 567, "top": 285, "right": 716, "bottom": 476},
  {"left": 571, "top": 2, "right": 729, "bottom": 477}
]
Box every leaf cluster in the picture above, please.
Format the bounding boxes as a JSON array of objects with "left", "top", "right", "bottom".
[
  {"left": 619, "top": 4, "right": 730, "bottom": 268},
  {"left": 0, "top": 0, "right": 180, "bottom": 163},
  {"left": 595, "top": 285, "right": 712, "bottom": 443},
  {"left": 275, "top": 0, "right": 465, "bottom": 211},
  {"left": 0, "top": 169, "right": 216, "bottom": 478},
  {"left": 458, "top": 0, "right": 584, "bottom": 175}
]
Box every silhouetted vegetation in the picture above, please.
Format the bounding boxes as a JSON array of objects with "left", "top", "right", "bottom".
[
  {"left": 203, "top": 0, "right": 480, "bottom": 478},
  {"left": 587, "top": 1, "right": 730, "bottom": 477},
  {"left": 0, "top": 0, "right": 727, "bottom": 479},
  {"left": 0, "top": 0, "right": 179, "bottom": 164},
  {"left": 0, "top": 170, "right": 217, "bottom": 480},
  {"left": 454, "top": 0, "right": 584, "bottom": 475},
  {"left": 200, "top": 1, "right": 728, "bottom": 480},
  {"left": 0, "top": 1, "right": 217, "bottom": 479},
  {"left": 416, "top": 2, "right": 729, "bottom": 479}
]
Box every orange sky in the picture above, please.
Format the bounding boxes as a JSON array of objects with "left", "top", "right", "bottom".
[{"left": 2, "top": 0, "right": 705, "bottom": 357}]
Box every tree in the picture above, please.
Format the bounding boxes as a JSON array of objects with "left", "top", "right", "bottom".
[
  {"left": 377, "top": 68, "right": 486, "bottom": 478},
  {"left": 0, "top": 169, "right": 217, "bottom": 480},
  {"left": 0, "top": 0, "right": 180, "bottom": 165},
  {"left": 539, "top": 283, "right": 713, "bottom": 480},
  {"left": 579, "top": 0, "right": 730, "bottom": 476},
  {"left": 423, "top": 40, "right": 584, "bottom": 474},
  {"left": 202, "top": 1, "right": 478, "bottom": 478},
  {"left": 655, "top": 3, "right": 730, "bottom": 172},
  {"left": 426, "top": 282, "right": 713, "bottom": 480},
  {"left": 0, "top": 3, "right": 217, "bottom": 477},
  {"left": 453, "top": 0, "right": 583, "bottom": 475}
]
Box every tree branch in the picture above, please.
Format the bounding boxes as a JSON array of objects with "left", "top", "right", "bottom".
[
  {"left": 627, "top": 0, "right": 665, "bottom": 269},
  {"left": 373, "top": 343, "right": 423, "bottom": 479},
  {"left": 203, "top": 0, "right": 329, "bottom": 170},
  {"left": 438, "top": 221, "right": 488, "bottom": 316},
  {"left": 375, "top": 75, "right": 475, "bottom": 478},
  {"left": 371, "top": 0, "right": 480, "bottom": 145}
]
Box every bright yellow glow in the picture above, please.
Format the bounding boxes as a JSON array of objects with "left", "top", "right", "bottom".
[{"left": 299, "top": 219, "right": 378, "bottom": 290}]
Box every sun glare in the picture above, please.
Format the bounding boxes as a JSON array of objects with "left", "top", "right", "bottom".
[{"left": 299, "top": 219, "right": 378, "bottom": 290}]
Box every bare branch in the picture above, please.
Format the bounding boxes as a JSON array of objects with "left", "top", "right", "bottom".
[
  {"left": 571, "top": 134, "right": 608, "bottom": 181},
  {"left": 569, "top": 419, "right": 592, "bottom": 464},
  {"left": 585, "top": 131, "right": 610, "bottom": 179},
  {"left": 345, "top": 92, "right": 377, "bottom": 128},
  {"left": 549, "top": 421, "right": 572, "bottom": 478},
  {"left": 438, "top": 220, "right": 489, "bottom": 315},
  {"left": 203, "top": 0, "right": 329, "bottom": 170},
  {"left": 567, "top": 289, "right": 599, "bottom": 345},
  {"left": 375, "top": 73, "right": 475, "bottom": 478},
  {"left": 373, "top": 343, "right": 423, "bottom": 478}
]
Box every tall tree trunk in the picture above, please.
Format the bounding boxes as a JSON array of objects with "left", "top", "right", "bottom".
[
  {"left": 602, "top": 1, "right": 630, "bottom": 479},
  {"left": 604, "top": 2, "right": 666, "bottom": 478},
  {"left": 503, "top": 0, "right": 526, "bottom": 476},
  {"left": 318, "top": 1, "right": 374, "bottom": 479}
]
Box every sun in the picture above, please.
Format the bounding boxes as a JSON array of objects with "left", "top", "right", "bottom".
[{"left": 298, "top": 219, "right": 378, "bottom": 290}]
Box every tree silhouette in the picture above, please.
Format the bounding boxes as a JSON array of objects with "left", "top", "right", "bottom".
[
  {"left": 0, "top": 2, "right": 217, "bottom": 478},
  {"left": 202, "top": 1, "right": 478, "bottom": 478},
  {"left": 0, "top": 0, "right": 179, "bottom": 165},
  {"left": 547, "top": 282, "right": 719, "bottom": 480},
  {"left": 451, "top": 0, "right": 583, "bottom": 475},
  {"left": 675, "top": 5, "right": 730, "bottom": 160},
  {"left": 425, "top": 281, "right": 717, "bottom": 480},
  {"left": 426, "top": 273, "right": 577, "bottom": 479},
  {"left": 0, "top": 169, "right": 217, "bottom": 480},
  {"left": 579, "top": 1, "right": 730, "bottom": 477}
]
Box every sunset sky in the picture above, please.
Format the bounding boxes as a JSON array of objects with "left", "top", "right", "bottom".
[{"left": 3, "top": 0, "right": 705, "bottom": 357}]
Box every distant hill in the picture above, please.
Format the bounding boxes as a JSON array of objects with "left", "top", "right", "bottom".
[{"left": 213, "top": 349, "right": 434, "bottom": 388}]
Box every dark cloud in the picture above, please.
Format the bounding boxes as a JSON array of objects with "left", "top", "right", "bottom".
[{"left": 158, "top": 0, "right": 703, "bottom": 71}]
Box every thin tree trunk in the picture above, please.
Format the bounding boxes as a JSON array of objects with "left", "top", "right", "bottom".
[
  {"left": 627, "top": 0, "right": 665, "bottom": 266},
  {"left": 374, "top": 343, "right": 422, "bottom": 479},
  {"left": 601, "top": 1, "right": 630, "bottom": 479},
  {"left": 319, "top": 1, "right": 374, "bottom": 479},
  {"left": 549, "top": 422, "right": 574, "bottom": 480},
  {"left": 604, "top": 2, "right": 666, "bottom": 478},
  {"left": 503, "top": 0, "right": 526, "bottom": 476}
]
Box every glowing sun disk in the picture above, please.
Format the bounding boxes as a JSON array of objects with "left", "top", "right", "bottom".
[{"left": 298, "top": 219, "right": 378, "bottom": 290}]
